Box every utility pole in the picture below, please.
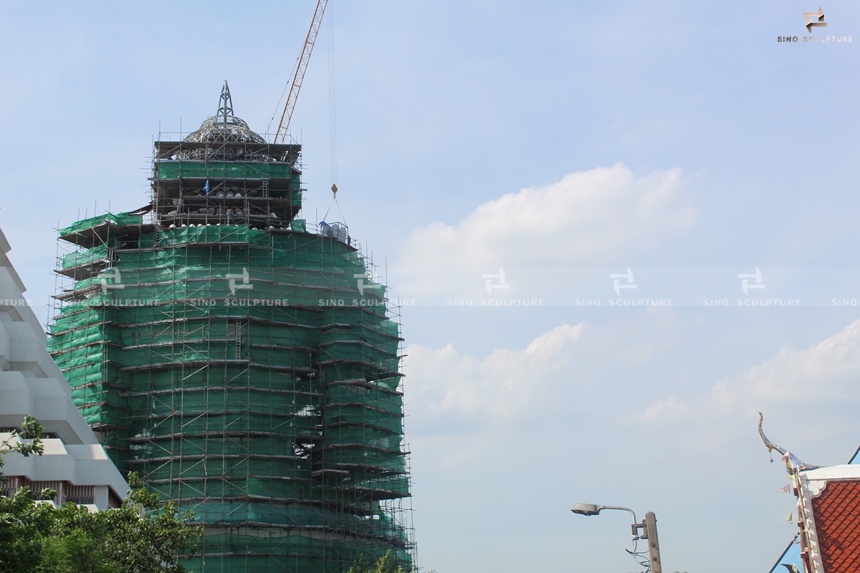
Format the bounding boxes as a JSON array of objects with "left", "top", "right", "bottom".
[
  {"left": 571, "top": 503, "right": 664, "bottom": 573},
  {"left": 642, "top": 511, "right": 662, "bottom": 573}
]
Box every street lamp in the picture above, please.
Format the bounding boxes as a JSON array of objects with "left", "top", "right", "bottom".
[{"left": 570, "top": 503, "right": 662, "bottom": 573}]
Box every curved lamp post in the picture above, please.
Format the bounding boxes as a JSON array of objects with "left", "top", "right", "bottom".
[{"left": 570, "top": 503, "right": 662, "bottom": 573}]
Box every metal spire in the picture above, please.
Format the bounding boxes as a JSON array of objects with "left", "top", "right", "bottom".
[{"left": 218, "top": 81, "right": 234, "bottom": 124}]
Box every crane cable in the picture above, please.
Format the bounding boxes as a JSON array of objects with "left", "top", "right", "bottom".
[
  {"left": 323, "top": 1, "right": 346, "bottom": 225},
  {"left": 267, "top": 0, "right": 343, "bottom": 223},
  {"left": 328, "top": 1, "right": 338, "bottom": 192}
]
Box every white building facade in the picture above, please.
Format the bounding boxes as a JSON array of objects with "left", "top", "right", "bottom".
[{"left": 0, "top": 227, "right": 127, "bottom": 510}]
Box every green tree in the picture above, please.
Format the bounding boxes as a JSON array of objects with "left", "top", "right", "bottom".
[
  {"left": 0, "top": 415, "right": 45, "bottom": 481},
  {"left": 346, "top": 550, "right": 418, "bottom": 573},
  {"left": 37, "top": 472, "right": 201, "bottom": 573},
  {"left": 0, "top": 417, "right": 201, "bottom": 573}
]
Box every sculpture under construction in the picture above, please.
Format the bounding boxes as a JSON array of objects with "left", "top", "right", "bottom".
[{"left": 48, "top": 84, "right": 413, "bottom": 572}]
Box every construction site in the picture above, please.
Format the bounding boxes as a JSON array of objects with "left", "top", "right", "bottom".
[{"left": 46, "top": 15, "right": 415, "bottom": 568}]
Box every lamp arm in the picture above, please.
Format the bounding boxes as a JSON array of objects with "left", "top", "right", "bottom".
[{"left": 600, "top": 505, "right": 637, "bottom": 526}]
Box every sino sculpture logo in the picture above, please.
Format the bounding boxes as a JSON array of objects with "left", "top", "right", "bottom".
[
  {"left": 777, "top": 6, "right": 852, "bottom": 43},
  {"left": 803, "top": 7, "right": 826, "bottom": 32}
]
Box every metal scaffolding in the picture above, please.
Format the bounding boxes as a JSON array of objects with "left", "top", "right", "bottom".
[{"left": 48, "top": 90, "right": 414, "bottom": 572}]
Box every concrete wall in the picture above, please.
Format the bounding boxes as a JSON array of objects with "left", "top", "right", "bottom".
[{"left": 0, "top": 227, "right": 127, "bottom": 510}]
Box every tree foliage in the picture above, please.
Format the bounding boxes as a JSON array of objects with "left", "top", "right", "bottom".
[
  {"left": 0, "top": 415, "right": 44, "bottom": 481},
  {"left": 0, "top": 473, "right": 201, "bottom": 573},
  {"left": 0, "top": 417, "right": 201, "bottom": 573},
  {"left": 346, "top": 550, "right": 417, "bottom": 573}
]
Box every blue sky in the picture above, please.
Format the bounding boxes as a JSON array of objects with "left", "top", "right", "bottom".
[{"left": 1, "top": 1, "right": 859, "bottom": 571}]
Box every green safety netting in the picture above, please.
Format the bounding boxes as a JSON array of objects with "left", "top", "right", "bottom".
[
  {"left": 61, "top": 244, "right": 111, "bottom": 270},
  {"left": 156, "top": 160, "right": 300, "bottom": 182},
  {"left": 183, "top": 530, "right": 412, "bottom": 573},
  {"left": 51, "top": 215, "right": 411, "bottom": 573},
  {"left": 59, "top": 212, "right": 143, "bottom": 237}
]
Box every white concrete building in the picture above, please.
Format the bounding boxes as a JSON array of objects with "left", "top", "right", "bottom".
[{"left": 0, "top": 227, "right": 127, "bottom": 510}]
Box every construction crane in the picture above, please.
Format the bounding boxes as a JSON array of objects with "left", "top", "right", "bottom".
[{"left": 274, "top": 0, "right": 329, "bottom": 144}]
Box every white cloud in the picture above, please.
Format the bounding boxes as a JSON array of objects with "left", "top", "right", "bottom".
[
  {"left": 404, "top": 310, "right": 685, "bottom": 434},
  {"left": 405, "top": 312, "right": 856, "bottom": 573},
  {"left": 391, "top": 163, "right": 695, "bottom": 300},
  {"left": 629, "top": 318, "right": 860, "bottom": 452},
  {"left": 404, "top": 323, "right": 585, "bottom": 429},
  {"left": 713, "top": 318, "right": 860, "bottom": 410},
  {"left": 405, "top": 313, "right": 860, "bottom": 460},
  {"left": 398, "top": 163, "right": 694, "bottom": 269}
]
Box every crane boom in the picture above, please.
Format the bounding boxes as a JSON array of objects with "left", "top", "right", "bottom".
[{"left": 274, "top": 0, "right": 329, "bottom": 143}]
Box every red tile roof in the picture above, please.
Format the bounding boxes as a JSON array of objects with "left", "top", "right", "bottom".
[{"left": 810, "top": 480, "right": 860, "bottom": 573}]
